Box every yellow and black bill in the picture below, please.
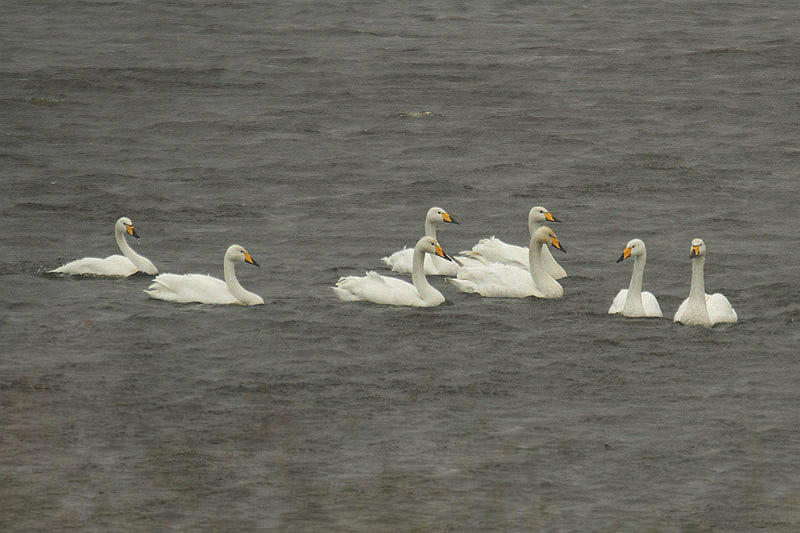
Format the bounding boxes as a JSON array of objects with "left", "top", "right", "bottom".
[{"left": 617, "top": 247, "right": 632, "bottom": 263}]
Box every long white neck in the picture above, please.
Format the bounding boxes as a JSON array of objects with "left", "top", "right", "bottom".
[
  {"left": 115, "top": 224, "right": 150, "bottom": 271},
  {"left": 623, "top": 254, "right": 646, "bottom": 314},
  {"left": 223, "top": 257, "right": 257, "bottom": 304},
  {"left": 689, "top": 256, "right": 707, "bottom": 303},
  {"left": 424, "top": 219, "right": 437, "bottom": 239},
  {"left": 411, "top": 246, "right": 437, "bottom": 300},
  {"left": 681, "top": 255, "right": 710, "bottom": 325},
  {"left": 528, "top": 237, "right": 562, "bottom": 297}
]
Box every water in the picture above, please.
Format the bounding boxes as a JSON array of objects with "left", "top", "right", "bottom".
[{"left": 2, "top": 0, "right": 799, "bottom": 531}]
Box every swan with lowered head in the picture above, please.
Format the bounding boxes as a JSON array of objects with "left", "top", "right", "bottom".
[
  {"left": 456, "top": 206, "right": 566, "bottom": 279},
  {"left": 381, "top": 207, "right": 459, "bottom": 276},
  {"left": 674, "top": 238, "right": 737, "bottom": 327},
  {"left": 145, "top": 244, "right": 263, "bottom": 305},
  {"left": 49, "top": 216, "right": 158, "bottom": 277},
  {"left": 335, "top": 236, "right": 453, "bottom": 307},
  {"left": 449, "top": 226, "right": 566, "bottom": 298},
  {"left": 608, "top": 238, "right": 663, "bottom": 318}
]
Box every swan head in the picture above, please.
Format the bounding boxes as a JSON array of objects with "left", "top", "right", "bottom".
[
  {"left": 689, "top": 238, "right": 705, "bottom": 259},
  {"left": 533, "top": 226, "right": 566, "bottom": 253},
  {"left": 416, "top": 236, "right": 453, "bottom": 261},
  {"left": 426, "top": 207, "right": 458, "bottom": 225},
  {"left": 616, "top": 238, "right": 646, "bottom": 263},
  {"left": 528, "top": 206, "right": 560, "bottom": 228},
  {"left": 116, "top": 217, "right": 140, "bottom": 238},
  {"left": 225, "top": 244, "right": 260, "bottom": 267}
]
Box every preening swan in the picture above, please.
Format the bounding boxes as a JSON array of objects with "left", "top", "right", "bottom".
[
  {"left": 48, "top": 216, "right": 158, "bottom": 277},
  {"left": 456, "top": 206, "right": 567, "bottom": 279},
  {"left": 334, "top": 236, "right": 452, "bottom": 307},
  {"left": 145, "top": 244, "right": 264, "bottom": 305},
  {"left": 449, "top": 226, "right": 566, "bottom": 298},
  {"left": 674, "top": 238, "right": 737, "bottom": 327},
  {"left": 608, "top": 238, "right": 663, "bottom": 318},
  {"left": 381, "top": 207, "right": 459, "bottom": 276}
]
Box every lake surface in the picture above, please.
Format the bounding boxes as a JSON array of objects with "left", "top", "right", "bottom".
[{"left": 1, "top": 0, "right": 799, "bottom": 531}]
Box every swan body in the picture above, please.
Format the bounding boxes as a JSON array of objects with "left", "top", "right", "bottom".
[
  {"left": 456, "top": 206, "right": 566, "bottom": 279},
  {"left": 608, "top": 238, "right": 663, "bottom": 318},
  {"left": 382, "top": 207, "right": 459, "bottom": 276},
  {"left": 674, "top": 238, "right": 737, "bottom": 327},
  {"left": 449, "top": 226, "right": 566, "bottom": 299},
  {"left": 145, "top": 244, "right": 263, "bottom": 305},
  {"left": 335, "top": 236, "right": 452, "bottom": 307},
  {"left": 49, "top": 217, "right": 158, "bottom": 277}
]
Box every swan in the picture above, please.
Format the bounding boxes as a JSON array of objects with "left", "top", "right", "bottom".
[
  {"left": 456, "top": 206, "right": 567, "bottom": 279},
  {"left": 674, "top": 238, "right": 737, "bottom": 327},
  {"left": 608, "top": 239, "right": 663, "bottom": 318},
  {"left": 48, "top": 216, "right": 158, "bottom": 277},
  {"left": 381, "top": 207, "right": 459, "bottom": 276},
  {"left": 334, "top": 236, "right": 453, "bottom": 307},
  {"left": 449, "top": 226, "right": 566, "bottom": 298},
  {"left": 144, "top": 244, "right": 264, "bottom": 305}
]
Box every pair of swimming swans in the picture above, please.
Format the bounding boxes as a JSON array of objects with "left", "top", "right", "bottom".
[
  {"left": 609, "top": 238, "right": 737, "bottom": 326},
  {"left": 381, "top": 207, "right": 460, "bottom": 275},
  {"left": 50, "top": 217, "right": 264, "bottom": 305}
]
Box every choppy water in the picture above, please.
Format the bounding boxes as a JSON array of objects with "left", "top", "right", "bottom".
[{"left": 2, "top": 0, "right": 799, "bottom": 531}]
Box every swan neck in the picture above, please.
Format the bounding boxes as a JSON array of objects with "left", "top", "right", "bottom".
[
  {"left": 223, "top": 257, "right": 249, "bottom": 302},
  {"left": 115, "top": 224, "right": 145, "bottom": 267},
  {"left": 411, "top": 245, "right": 434, "bottom": 298},
  {"left": 528, "top": 237, "right": 548, "bottom": 286},
  {"left": 689, "top": 256, "right": 706, "bottom": 302},
  {"left": 424, "top": 220, "right": 437, "bottom": 239},
  {"left": 627, "top": 255, "right": 645, "bottom": 297}
]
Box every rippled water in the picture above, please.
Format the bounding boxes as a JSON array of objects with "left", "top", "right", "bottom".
[{"left": 2, "top": 0, "right": 799, "bottom": 531}]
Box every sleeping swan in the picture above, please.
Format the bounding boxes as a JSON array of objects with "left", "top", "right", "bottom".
[
  {"left": 449, "top": 226, "right": 566, "bottom": 299},
  {"left": 49, "top": 216, "right": 158, "bottom": 277},
  {"left": 674, "top": 238, "right": 737, "bottom": 327},
  {"left": 608, "top": 238, "right": 663, "bottom": 318},
  {"left": 456, "top": 206, "right": 566, "bottom": 279},
  {"left": 381, "top": 207, "right": 459, "bottom": 276},
  {"left": 145, "top": 244, "right": 263, "bottom": 305},
  {"left": 334, "top": 236, "right": 453, "bottom": 307}
]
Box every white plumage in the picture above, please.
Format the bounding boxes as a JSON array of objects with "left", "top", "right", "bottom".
[{"left": 673, "top": 238, "right": 737, "bottom": 327}]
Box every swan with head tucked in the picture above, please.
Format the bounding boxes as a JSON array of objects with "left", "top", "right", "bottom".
[
  {"left": 674, "top": 238, "right": 737, "bottom": 327},
  {"left": 608, "top": 238, "right": 663, "bottom": 318},
  {"left": 335, "top": 236, "right": 453, "bottom": 307},
  {"left": 381, "top": 207, "right": 459, "bottom": 276},
  {"left": 456, "top": 206, "right": 566, "bottom": 279},
  {"left": 49, "top": 216, "right": 158, "bottom": 277},
  {"left": 144, "top": 244, "right": 264, "bottom": 305},
  {"left": 449, "top": 226, "right": 566, "bottom": 298}
]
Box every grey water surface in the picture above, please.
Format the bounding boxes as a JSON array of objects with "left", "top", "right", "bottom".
[{"left": 1, "top": 0, "right": 799, "bottom": 531}]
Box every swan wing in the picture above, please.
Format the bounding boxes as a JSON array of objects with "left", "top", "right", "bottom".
[
  {"left": 608, "top": 289, "right": 628, "bottom": 314},
  {"left": 641, "top": 291, "right": 664, "bottom": 318},
  {"left": 449, "top": 263, "right": 542, "bottom": 298},
  {"left": 673, "top": 297, "right": 691, "bottom": 323},
  {"left": 459, "top": 237, "right": 529, "bottom": 268},
  {"left": 383, "top": 248, "right": 459, "bottom": 276},
  {"left": 706, "top": 293, "right": 738, "bottom": 324},
  {"left": 381, "top": 247, "right": 413, "bottom": 274},
  {"left": 332, "top": 271, "right": 427, "bottom": 306},
  {"left": 145, "top": 273, "right": 239, "bottom": 304},
  {"left": 49, "top": 254, "right": 137, "bottom": 277}
]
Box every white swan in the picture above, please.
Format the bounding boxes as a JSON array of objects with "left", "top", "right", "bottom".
[
  {"left": 381, "top": 207, "right": 459, "bottom": 276},
  {"left": 144, "top": 244, "right": 264, "bottom": 305},
  {"left": 449, "top": 226, "right": 565, "bottom": 298},
  {"left": 674, "top": 238, "right": 737, "bottom": 327},
  {"left": 334, "top": 236, "right": 452, "bottom": 307},
  {"left": 456, "top": 206, "right": 566, "bottom": 279},
  {"left": 608, "top": 238, "right": 663, "bottom": 318},
  {"left": 49, "top": 216, "right": 158, "bottom": 277}
]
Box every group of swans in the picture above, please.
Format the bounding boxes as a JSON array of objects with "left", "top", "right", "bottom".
[
  {"left": 50, "top": 212, "right": 738, "bottom": 326},
  {"left": 334, "top": 206, "right": 737, "bottom": 327},
  {"left": 333, "top": 206, "right": 569, "bottom": 306},
  {"left": 49, "top": 217, "right": 264, "bottom": 306}
]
